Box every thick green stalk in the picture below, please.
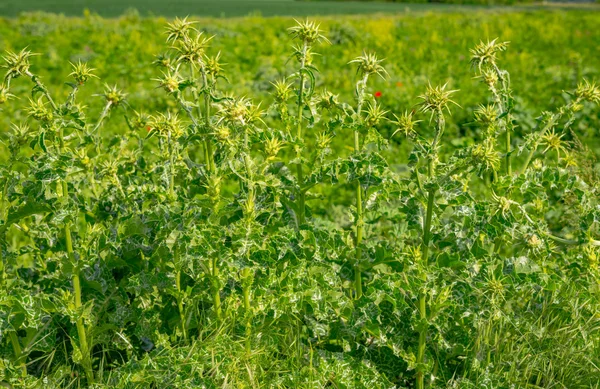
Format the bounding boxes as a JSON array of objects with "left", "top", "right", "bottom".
[
  {"left": 416, "top": 178, "right": 435, "bottom": 389},
  {"left": 242, "top": 267, "right": 252, "bottom": 355},
  {"left": 416, "top": 112, "right": 443, "bottom": 389},
  {"left": 58, "top": 125, "right": 94, "bottom": 383},
  {"left": 66, "top": 222, "right": 94, "bottom": 383},
  {"left": 175, "top": 269, "right": 187, "bottom": 340},
  {"left": 212, "top": 256, "right": 222, "bottom": 320},
  {"left": 168, "top": 131, "right": 176, "bottom": 199},
  {"left": 295, "top": 41, "right": 308, "bottom": 226},
  {"left": 353, "top": 74, "right": 368, "bottom": 300},
  {"left": 199, "top": 63, "right": 216, "bottom": 173},
  {"left": 9, "top": 331, "right": 26, "bottom": 377},
  {"left": 505, "top": 121, "right": 512, "bottom": 176}
]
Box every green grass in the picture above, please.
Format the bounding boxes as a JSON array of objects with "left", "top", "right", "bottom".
[{"left": 0, "top": 0, "right": 598, "bottom": 18}]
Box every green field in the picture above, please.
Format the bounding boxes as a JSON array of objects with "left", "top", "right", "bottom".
[
  {"left": 0, "top": 0, "right": 598, "bottom": 17},
  {"left": 1, "top": 7, "right": 600, "bottom": 389}
]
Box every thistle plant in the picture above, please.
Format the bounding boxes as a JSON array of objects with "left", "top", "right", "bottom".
[
  {"left": 287, "top": 19, "right": 328, "bottom": 227},
  {"left": 1, "top": 18, "right": 600, "bottom": 389}
]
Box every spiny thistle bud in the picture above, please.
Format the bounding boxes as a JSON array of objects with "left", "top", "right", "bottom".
[
  {"left": 288, "top": 19, "right": 328, "bottom": 45},
  {"left": 102, "top": 84, "right": 127, "bottom": 107},
  {"left": 418, "top": 83, "right": 459, "bottom": 114},
  {"left": 575, "top": 79, "right": 600, "bottom": 104},
  {"left": 349, "top": 52, "right": 387, "bottom": 79},
  {"left": 2, "top": 48, "right": 36, "bottom": 79},
  {"left": 69, "top": 61, "right": 97, "bottom": 85},
  {"left": 214, "top": 125, "right": 232, "bottom": 143},
  {"left": 364, "top": 103, "right": 388, "bottom": 127},
  {"left": 471, "top": 139, "right": 500, "bottom": 173},
  {"left": 541, "top": 129, "right": 568, "bottom": 158},
  {"left": 480, "top": 68, "right": 499, "bottom": 88},
  {"left": 149, "top": 112, "right": 185, "bottom": 138},
  {"left": 486, "top": 278, "right": 504, "bottom": 296},
  {"left": 154, "top": 70, "right": 182, "bottom": 94},
  {"left": 28, "top": 97, "right": 53, "bottom": 123},
  {"left": 315, "top": 90, "right": 339, "bottom": 110},
  {"left": 271, "top": 79, "right": 294, "bottom": 103},
  {"left": 491, "top": 193, "right": 512, "bottom": 218},
  {"left": 526, "top": 234, "right": 543, "bottom": 251},
  {"left": 316, "top": 132, "right": 334, "bottom": 149},
  {"left": 131, "top": 110, "right": 150, "bottom": 130},
  {"left": 205, "top": 174, "right": 222, "bottom": 199},
  {"left": 217, "top": 97, "right": 262, "bottom": 126},
  {"left": 265, "top": 136, "right": 284, "bottom": 160},
  {"left": 532, "top": 159, "right": 543, "bottom": 171},
  {"left": 474, "top": 104, "right": 498, "bottom": 127},
  {"left": 470, "top": 38, "right": 509, "bottom": 72},
  {"left": 205, "top": 52, "right": 224, "bottom": 78},
  {"left": 0, "top": 84, "right": 14, "bottom": 104},
  {"left": 391, "top": 110, "right": 421, "bottom": 138},
  {"left": 153, "top": 53, "right": 174, "bottom": 70},
  {"left": 175, "top": 33, "right": 212, "bottom": 65},
  {"left": 165, "top": 16, "right": 197, "bottom": 43},
  {"left": 584, "top": 246, "right": 599, "bottom": 268}
]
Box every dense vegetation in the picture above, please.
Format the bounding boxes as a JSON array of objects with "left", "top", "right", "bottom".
[
  {"left": 0, "top": 0, "right": 597, "bottom": 18},
  {"left": 1, "top": 10, "right": 600, "bottom": 389}
]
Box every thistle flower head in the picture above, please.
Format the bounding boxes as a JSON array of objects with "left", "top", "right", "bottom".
[
  {"left": 271, "top": 78, "right": 294, "bottom": 102},
  {"left": 471, "top": 139, "right": 500, "bottom": 174},
  {"left": 491, "top": 191, "right": 512, "bottom": 218},
  {"left": 315, "top": 89, "right": 339, "bottom": 110},
  {"left": 2, "top": 48, "right": 36, "bottom": 79},
  {"left": 391, "top": 110, "right": 421, "bottom": 138},
  {"left": 175, "top": 33, "right": 212, "bottom": 65},
  {"left": 213, "top": 125, "right": 233, "bottom": 145},
  {"left": 349, "top": 52, "right": 387, "bottom": 79},
  {"left": 364, "top": 102, "right": 388, "bottom": 128},
  {"left": 316, "top": 131, "right": 334, "bottom": 149},
  {"left": 205, "top": 52, "right": 224, "bottom": 78},
  {"left": 418, "top": 83, "right": 459, "bottom": 114},
  {"left": 474, "top": 104, "right": 498, "bottom": 127},
  {"left": 131, "top": 110, "right": 150, "bottom": 130},
  {"left": 10, "top": 122, "right": 30, "bottom": 138},
  {"left": 102, "top": 84, "right": 127, "bottom": 107},
  {"left": 288, "top": 19, "right": 329, "bottom": 45},
  {"left": 28, "top": 97, "right": 53, "bottom": 123},
  {"left": 69, "top": 61, "right": 97, "bottom": 85},
  {"left": 217, "top": 97, "right": 262, "bottom": 126},
  {"left": 153, "top": 53, "right": 174, "bottom": 70},
  {"left": 541, "top": 129, "right": 568, "bottom": 159},
  {"left": 165, "top": 16, "right": 197, "bottom": 43},
  {"left": 148, "top": 112, "right": 185, "bottom": 137},
  {"left": 575, "top": 79, "right": 600, "bottom": 104},
  {"left": 470, "top": 38, "right": 509, "bottom": 71},
  {"left": 265, "top": 136, "right": 285, "bottom": 160},
  {"left": 0, "top": 84, "right": 15, "bottom": 104},
  {"left": 154, "top": 70, "right": 182, "bottom": 94}
]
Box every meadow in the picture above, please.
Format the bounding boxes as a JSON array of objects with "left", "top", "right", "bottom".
[{"left": 1, "top": 8, "right": 600, "bottom": 389}]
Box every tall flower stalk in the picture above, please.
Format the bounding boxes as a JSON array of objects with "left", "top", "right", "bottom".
[
  {"left": 348, "top": 52, "right": 387, "bottom": 299},
  {"left": 288, "top": 20, "right": 328, "bottom": 227}
]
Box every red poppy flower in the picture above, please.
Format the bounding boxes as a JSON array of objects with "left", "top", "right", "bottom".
[
  {"left": 146, "top": 126, "right": 152, "bottom": 132},
  {"left": 396, "top": 82, "right": 404, "bottom": 88},
  {"left": 374, "top": 91, "right": 382, "bottom": 98}
]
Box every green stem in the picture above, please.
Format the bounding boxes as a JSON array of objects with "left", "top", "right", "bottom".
[
  {"left": 199, "top": 63, "right": 216, "bottom": 173},
  {"left": 505, "top": 121, "right": 512, "bottom": 176},
  {"left": 295, "top": 41, "right": 308, "bottom": 227},
  {"left": 168, "top": 131, "right": 176, "bottom": 199},
  {"left": 212, "top": 256, "right": 222, "bottom": 320},
  {"left": 175, "top": 269, "right": 187, "bottom": 340},
  {"left": 9, "top": 331, "right": 26, "bottom": 377},
  {"left": 352, "top": 74, "right": 369, "bottom": 300},
  {"left": 67, "top": 222, "right": 94, "bottom": 384},
  {"left": 242, "top": 267, "right": 252, "bottom": 355}
]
